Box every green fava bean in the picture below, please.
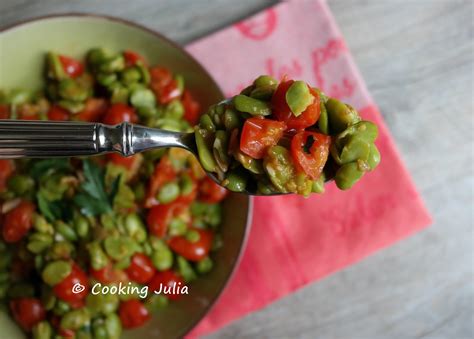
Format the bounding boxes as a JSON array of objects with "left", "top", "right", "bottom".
[
  {"left": 337, "top": 121, "right": 378, "bottom": 144},
  {"left": 250, "top": 85, "right": 275, "bottom": 100},
  {"left": 318, "top": 101, "right": 329, "bottom": 134},
  {"left": 93, "top": 323, "right": 108, "bottom": 339},
  {"left": 8, "top": 174, "right": 34, "bottom": 195},
  {"left": 223, "top": 107, "right": 241, "bottom": 131},
  {"left": 158, "top": 181, "right": 180, "bottom": 204},
  {"left": 263, "top": 146, "right": 295, "bottom": 193},
  {"left": 87, "top": 48, "right": 111, "bottom": 67},
  {"left": 367, "top": 143, "right": 381, "bottom": 170},
  {"left": 61, "top": 307, "right": 91, "bottom": 330},
  {"left": 213, "top": 130, "right": 230, "bottom": 172},
  {"left": 87, "top": 242, "right": 108, "bottom": 270},
  {"left": 104, "top": 236, "right": 137, "bottom": 261},
  {"left": 32, "top": 321, "right": 53, "bottom": 339},
  {"left": 49, "top": 241, "right": 75, "bottom": 260},
  {"left": 137, "top": 63, "right": 151, "bottom": 85},
  {"left": 33, "top": 214, "right": 54, "bottom": 234},
  {"left": 164, "top": 100, "right": 184, "bottom": 119},
  {"left": 339, "top": 136, "right": 371, "bottom": 164},
  {"left": 110, "top": 85, "right": 129, "bottom": 104},
  {"left": 179, "top": 173, "right": 194, "bottom": 196},
  {"left": 335, "top": 162, "right": 364, "bottom": 190},
  {"left": 253, "top": 75, "right": 278, "bottom": 88},
  {"left": 27, "top": 232, "right": 53, "bottom": 254},
  {"left": 74, "top": 215, "right": 89, "bottom": 238},
  {"left": 42, "top": 260, "right": 72, "bottom": 286},
  {"left": 124, "top": 214, "right": 147, "bottom": 243},
  {"left": 105, "top": 313, "right": 122, "bottom": 339},
  {"left": 196, "top": 257, "right": 213, "bottom": 274},
  {"left": 234, "top": 150, "right": 264, "bottom": 174},
  {"left": 233, "top": 94, "right": 272, "bottom": 116},
  {"left": 121, "top": 67, "right": 141, "bottom": 84},
  {"left": 285, "top": 81, "right": 313, "bottom": 116},
  {"left": 55, "top": 221, "right": 77, "bottom": 242},
  {"left": 130, "top": 88, "right": 156, "bottom": 108},
  {"left": 145, "top": 294, "right": 169, "bottom": 313},
  {"left": 326, "top": 98, "right": 361, "bottom": 134},
  {"left": 86, "top": 293, "right": 119, "bottom": 316},
  {"left": 168, "top": 218, "right": 187, "bottom": 236},
  {"left": 151, "top": 244, "right": 173, "bottom": 271},
  {"left": 58, "top": 79, "right": 89, "bottom": 102},
  {"left": 97, "top": 72, "right": 117, "bottom": 87},
  {"left": 46, "top": 52, "right": 67, "bottom": 80},
  {"left": 177, "top": 256, "right": 197, "bottom": 282},
  {"left": 199, "top": 114, "right": 216, "bottom": 132},
  {"left": 100, "top": 55, "right": 125, "bottom": 73},
  {"left": 222, "top": 168, "right": 248, "bottom": 192},
  {"left": 311, "top": 173, "right": 326, "bottom": 194},
  {"left": 53, "top": 299, "right": 71, "bottom": 316},
  {"left": 195, "top": 128, "right": 217, "bottom": 172}
]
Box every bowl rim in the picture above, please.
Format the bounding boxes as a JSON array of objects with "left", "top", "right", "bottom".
[{"left": 0, "top": 12, "right": 254, "bottom": 337}]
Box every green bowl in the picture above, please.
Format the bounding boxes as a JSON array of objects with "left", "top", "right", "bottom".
[{"left": 0, "top": 14, "right": 252, "bottom": 338}]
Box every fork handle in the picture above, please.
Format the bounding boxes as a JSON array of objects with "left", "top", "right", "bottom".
[{"left": 0, "top": 120, "right": 129, "bottom": 159}]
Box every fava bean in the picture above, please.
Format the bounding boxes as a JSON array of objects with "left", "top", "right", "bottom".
[
  {"left": 195, "top": 128, "right": 217, "bottom": 172},
  {"left": 177, "top": 256, "right": 197, "bottom": 282},
  {"left": 335, "top": 162, "right": 364, "bottom": 190},
  {"left": 196, "top": 257, "right": 213, "bottom": 274},
  {"left": 130, "top": 88, "right": 155, "bottom": 108},
  {"left": 222, "top": 168, "right": 248, "bottom": 192},
  {"left": 8, "top": 174, "right": 34, "bottom": 196},
  {"left": 42, "top": 260, "right": 72, "bottom": 286},
  {"left": 285, "top": 80, "right": 313, "bottom": 116},
  {"left": 32, "top": 321, "right": 52, "bottom": 339},
  {"left": 151, "top": 244, "right": 173, "bottom": 271},
  {"left": 105, "top": 313, "right": 122, "bottom": 339},
  {"left": 27, "top": 232, "right": 53, "bottom": 254},
  {"left": 121, "top": 67, "right": 141, "bottom": 84},
  {"left": 60, "top": 307, "right": 91, "bottom": 330},
  {"left": 253, "top": 75, "right": 278, "bottom": 88},
  {"left": 99, "top": 55, "right": 125, "bottom": 73},
  {"left": 124, "top": 214, "right": 147, "bottom": 243},
  {"left": 326, "top": 98, "right": 361, "bottom": 134},
  {"left": 233, "top": 95, "right": 272, "bottom": 116},
  {"left": 87, "top": 242, "right": 108, "bottom": 270},
  {"left": 157, "top": 181, "right": 180, "bottom": 204},
  {"left": 367, "top": 143, "right": 381, "bottom": 170}
]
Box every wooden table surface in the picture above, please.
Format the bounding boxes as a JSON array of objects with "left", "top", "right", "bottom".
[{"left": 1, "top": 1, "right": 473, "bottom": 338}]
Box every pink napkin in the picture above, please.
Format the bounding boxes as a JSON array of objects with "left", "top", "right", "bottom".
[{"left": 185, "top": 0, "right": 432, "bottom": 336}]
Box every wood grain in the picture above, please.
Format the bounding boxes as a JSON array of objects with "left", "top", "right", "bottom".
[{"left": 0, "top": 1, "right": 472, "bottom": 338}]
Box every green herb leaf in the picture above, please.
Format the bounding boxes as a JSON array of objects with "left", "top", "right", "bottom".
[
  {"left": 37, "top": 190, "right": 69, "bottom": 222},
  {"left": 74, "top": 160, "right": 120, "bottom": 216},
  {"left": 30, "top": 159, "right": 71, "bottom": 180}
]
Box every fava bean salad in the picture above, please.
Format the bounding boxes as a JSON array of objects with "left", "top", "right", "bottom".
[
  {"left": 0, "top": 49, "right": 228, "bottom": 337},
  {"left": 195, "top": 76, "right": 380, "bottom": 195}
]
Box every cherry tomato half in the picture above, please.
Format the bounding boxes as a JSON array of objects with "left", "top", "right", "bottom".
[
  {"left": 90, "top": 262, "right": 128, "bottom": 284},
  {"left": 240, "top": 117, "right": 286, "bottom": 159},
  {"left": 123, "top": 50, "right": 146, "bottom": 67},
  {"left": 149, "top": 66, "right": 181, "bottom": 105},
  {"left": 144, "top": 156, "right": 177, "bottom": 208},
  {"left": 47, "top": 105, "right": 69, "bottom": 121},
  {"left": 148, "top": 270, "right": 184, "bottom": 301},
  {"left": 271, "top": 80, "right": 321, "bottom": 130},
  {"left": 53, "top": 263, "right": 88, "bottom": 303},
  {"left": 3, "top": 201, "right": 35, "bottom": 243},
  {"left": 198, "top": 176, "right": 228, "bottom": 203},
  {"left": 290, "top": 131, "right": 330, "bottom": 180},
  {"left": 59, "top": 55, "right": 84, "bottom": 78},
  {"left": 168, "top": 228, "right": 213, "bottom": 262},
  {"left": 182, "top": 90, "right": 201, "bottom": 125},
  {"left": 103, "top": 103, "right": 138, "bottom": 125},
  {"left": 147, "top": 201, "right": 186, "bottom": 238},
  {"left": 10, "top": 298, "right": 46, "bottom": 331},
  {"left": 0, "top": 105, "right": 10, "bottom": 119},
  {"left": 118, "top": 299, "right": 150, "bottom": 329},
  {"left": 125, "top": 253, "right": 156, "bottom": 284},
  {"left": 76, "top": 98, "right": 108, "bottom": 122},
  {"left": 0, "top": 159, "right": 14, "bottom": 192}
]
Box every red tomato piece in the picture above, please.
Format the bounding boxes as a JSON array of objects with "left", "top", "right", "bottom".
[
  {"left": 90, "top": 262, "right": 128, "bottom": 284},
  {"left": 103, "top": 103, "right": 138, "bottom": 125},
  {"left": 271, "top": 81, "right": 321, "bottom": 130},
  {"left": 0, "top": 159, "right": 14, "bottom": 192},
  {"left": 198, "top": 176, "right": 228, "bottom": 203},
  {"left": 76, "top": 98, "right": 108, "bottom": 122},
  {"left": 59, "top": 55, "right": 84, "bottom": 78},
  {"left": 148, "top": 270, "right": 184, "bottom": 301},
  {"left": 147, "top": 201, "right": 186, "bottom": 238},
  {"left": 240, "top": 117, "right": 286, "bottom": 159},
  {"left": 144, "top": 156, "right": 177, "bottom": 208},
  {"left": 3, "top": 201, "right": 35, "bottom": 243},
  {"left": 10, "top": 298, "right": 46, "bottom": 331},
  {"left": 47, "top": 105, "right": 69, "bottom": 121},
  {"left": 149, "top": 66, "right": 181, "bottom": 105},
  {"left": 125, "top": 253, "right": 156, "bottom": 284},
  {"left": 106, "top": 153, "right": 139, "bottom": 171},
  {"left": 290, "top": 131, "right": 330, "bottom": 180},
  {"left": 123, "top": 50, "right": 146, "bottom": 67},
  {"left": 182, "top": 90, "right": 201, "bottom": 125},
  {"left": 53, "top": 263, "right": 88, "bottom": 302},
  {"left": 118, "top": 299, "right": 150, "bottom": 329},
  {"left": 168, "top": 228, "right": 213, "bottom": 262},
  {"left": 0, "top": 105, "right": 10, "bottom": 119}
]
